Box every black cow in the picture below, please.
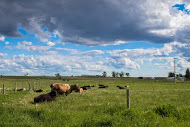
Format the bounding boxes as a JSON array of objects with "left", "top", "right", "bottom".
[
  {"left": 33, "top": 89, "right": 43, "bottom": 92},
  {"left": 34, "top": 90, "right": 57, "bottom": 103}
]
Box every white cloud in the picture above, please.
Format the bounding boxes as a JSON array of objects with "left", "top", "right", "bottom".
[
  {"left": 81, "top": 50, "right": 104, "bottom": 56},
  {"left": 105, "top": 41, "right": 190, "bottom": 72},
  {"left": 6, "top": 41, "right": 51, "bottom": 53},
  {"left": 0, "top": 54, "right": 107, "bottom": 76},
  {"left": 177, "top": 58, "right": 190, "bottom": 69},
  {"left": 106, "top": 57, "right": 140, "bottom": 70},
  {"left": 60, "top": 48, "right": 104, "bottom": 57},
  {"left": 22, "top": 41, "right": 32, "bottom": 46},
  {"left": 5, "top": 41, "right": 9, "bottom": 45},
  {"left": 0, "top": 53, "right": 7, "bottom": 58},
  {"left": 47, "top": 41, "right": 55, "bottom": 47},
  {"left": 0, "top": 35, "right": 5, "bottom": 41}
]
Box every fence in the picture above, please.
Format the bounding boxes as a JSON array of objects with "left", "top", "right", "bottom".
[{"left": 0, "top": 82, "right": 51, "bottom": 95}]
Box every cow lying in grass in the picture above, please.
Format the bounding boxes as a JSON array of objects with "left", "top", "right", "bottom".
[
  {"left": 125, "top": 85, "right": 129, "bottom": 88},
  {"left": 17, "top": 88, "right": 27, "bottom": 91},
  {"left": 117, "top": 86, "right": 127, "bottom": 89},
  {"left": 80, "top": 85, "right": 95, "bottom": 90},
  {"left": 33, "top": 89, "right": 43, "bottom": 92},
  {"left": 34, "top": 90, "right": 57, "bottom": 103},
  {"left": 98, "top": 84, "right": 109, "bottom": 88},
  {"left": 80, "top": 86, "right": 87, "bottom": 90},
  {"left": 50, "top": 83, "right": 80, "bottom": 96}
]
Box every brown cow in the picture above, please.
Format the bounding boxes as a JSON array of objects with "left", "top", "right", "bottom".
[{"left": 50, "top": 83, "right": 80, "bottom": 96}]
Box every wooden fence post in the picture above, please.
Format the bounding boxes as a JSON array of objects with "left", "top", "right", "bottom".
[
  {"left": 29, "top": 83, "right": 31, "bottom": 90},
  {"left": 126, "top": 89, "right": 130, "bottom": 109},
  {"left": 14, "top": 83, "right": 17, "bottom": 93},
  {"left": 33, "top": 82, "right": 35, "bottom": 90},
  {"left": 22, "top": 83, "right": 24, "bottom": 89},
  {"left": 3, "top": 84, "right": 5, "bottom": 94}
]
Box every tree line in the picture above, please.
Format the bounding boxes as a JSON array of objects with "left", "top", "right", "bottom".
[
  {"left": 102, "top": 71, "right": 130, "bottom": 77},
  {"left": 168, "top": 68, "right": 190, "bottom": 79}
]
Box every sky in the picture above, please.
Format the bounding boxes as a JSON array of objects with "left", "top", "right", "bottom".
[{"left": 0, "top": 0, "right": 190, "bottom": 77}]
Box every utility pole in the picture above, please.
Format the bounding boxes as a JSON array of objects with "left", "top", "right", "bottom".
[{"left": 174, "top": 57, "right": 177, "bottom": 85}]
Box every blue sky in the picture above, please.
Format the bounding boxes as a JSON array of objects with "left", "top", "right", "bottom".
[{"left": 0, "top": 1, "right": 190, "bottom": 77}]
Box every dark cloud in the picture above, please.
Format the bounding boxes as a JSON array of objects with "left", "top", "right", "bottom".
[{"left": 0, "top": 0, "right": 187, "bottom": 45}]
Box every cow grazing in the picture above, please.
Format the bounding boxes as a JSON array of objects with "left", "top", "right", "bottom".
[{"left": 34, "top": 90, "right": 57, "bottom": 103}]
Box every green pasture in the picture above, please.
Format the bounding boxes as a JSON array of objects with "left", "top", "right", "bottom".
[{"left": 0, "top": 76, "right": 190, "bottom": 127}]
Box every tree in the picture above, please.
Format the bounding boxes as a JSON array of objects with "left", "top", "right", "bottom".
[
  {"left": 168, "top": 72, "right": 175, "bottom": 77},
  {"left": 119, "top": 71, "right": 124, "bottom": 77},
  {"left": 116, "top": 72, "right": 119, "bottom": 77},
  {"left": 102, "top": 71, "right": 107, "bottom": 77},
  {"left": 185, "top": 68, "right": 190, "bottom": 79},
  {"left": 55, "top": 73, "right": 62, "bottom": 79},
  {"left": 24, "top": 73, "right": 28, "bottom": 76},
  {"left": 176, "top": 73, "right": 183, "bottom": 77},
  {"left": 112, "top": 71, "right": 116, "bottom": 77},
  {"left": 126, "top": 72, "right": 130, "bottom": 77}
]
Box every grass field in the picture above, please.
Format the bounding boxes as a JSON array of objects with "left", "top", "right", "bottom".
[{"left": 0, "top": 76, "right": 190, "bottom": 127}]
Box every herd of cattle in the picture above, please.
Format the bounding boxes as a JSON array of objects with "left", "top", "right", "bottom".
[{"left": 33, "top": 83, "right": 129, "bottom": 103}]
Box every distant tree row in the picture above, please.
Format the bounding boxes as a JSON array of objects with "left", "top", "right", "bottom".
[
  {"left": 168, "top": 68, "right": 190, "bottom": 79},
  {"left": 102, "top": 71, "right": 130, "bottom": 77}
]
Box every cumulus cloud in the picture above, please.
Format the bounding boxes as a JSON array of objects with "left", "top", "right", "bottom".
[
  {"left": 106, "top": 57, "right": 140, "bottom": 70},
  {"left": 6, "top": 41, "right": 51, "bottom": 53},
  {"left": 0, "top": 0, "right": 190, "bottom": 45},
  {"left": 106, "top": 41, "right": 190, "bottom": 71},
  {"left": 0, "top": 54, "right": 107, "bottom": 76},
  {"left": 1, "top": 41, "right": 190, "bottom": 76},
  {"left": 0, "top": 53, "right": 7, "bottom": 58},
  {"left": 5, "top": 41, "right": 9, "bottom": 45},
  {"left": 47, "top": 41, "right": 55, "bottom": 46},
  {"left": 0, "top": 35, "right": 5, "bottom": 41},
  {"left": 22, "top": 41, "right": 32, "bottom": 45},
  {"left": 59, "top": 48, "right": 104, "bottom": 57}
]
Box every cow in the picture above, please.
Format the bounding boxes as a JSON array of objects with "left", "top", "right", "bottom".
[
  {"left": 50, "top": 83, "right": 80, "bottom": 96},
  {"left": 33, "top": 89, "right": 43, "bottom": 92},
  {"left": 34, "top": 90, "right": 57, "bottom": 103},
  {"left": 99, "top": 85, "right": 109, "bottom": 88}
]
